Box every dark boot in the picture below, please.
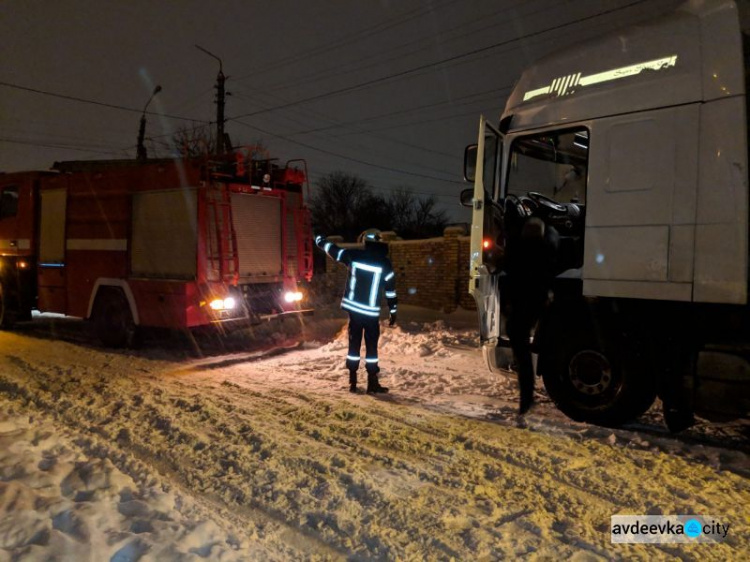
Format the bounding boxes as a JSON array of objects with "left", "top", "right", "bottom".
[
  {"left": 366, "top": 372, "right": 388, "bottom": 394},
  {"left": 349, "top": 370, "right": 358, "bottom": 393},
  {"left": 519, "top": 390, "right": 534, "bottom": 415},
  {"left": 518, "top": 372, "right": 535, "bottom": 414}
]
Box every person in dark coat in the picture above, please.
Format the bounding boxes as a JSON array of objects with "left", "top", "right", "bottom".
[
  {"left": 315, "top": 232, "right": 398, "bottom": 394},
  {"left": 504, "top": 215, "right": 559, "bottom": 414}
]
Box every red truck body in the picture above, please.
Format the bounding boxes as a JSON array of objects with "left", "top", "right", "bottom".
[{"left": 0, "top": 153, "right": 313, "bottom": 344}]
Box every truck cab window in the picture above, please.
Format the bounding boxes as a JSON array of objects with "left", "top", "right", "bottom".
[
  {"left": 0, "top": 187, "right": 19, "bottom": 219},
  {"left": 507, "top": 129, "right": 588, "bottom": 205}
]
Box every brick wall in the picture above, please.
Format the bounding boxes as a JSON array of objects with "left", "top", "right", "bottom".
[{"left": 311, "top": 228, "right": 477, "bottom": 313}]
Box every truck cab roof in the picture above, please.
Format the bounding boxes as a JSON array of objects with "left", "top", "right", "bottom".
[{"left": 503, "top": 0, "right": 744, "bottom": 132}]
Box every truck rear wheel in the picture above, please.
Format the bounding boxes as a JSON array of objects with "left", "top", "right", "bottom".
[
  {"left": 91, "top": 288, "right": 139, "bottom": 348},
  {"left": 541, "top": 318, "right": 656, "bottom": 426}
]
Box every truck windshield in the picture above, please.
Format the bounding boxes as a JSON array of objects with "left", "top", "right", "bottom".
[{"left": 506, "top": 128, "right": 588, "bottom": 204}]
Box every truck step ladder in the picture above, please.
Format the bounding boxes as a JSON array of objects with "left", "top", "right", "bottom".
[{"left": 206, "top": 181, "right": 239, "bottom": 284}]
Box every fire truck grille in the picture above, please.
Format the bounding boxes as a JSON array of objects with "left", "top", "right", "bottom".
[{"left": 240, "top": 283, "right": 283, "bottom": 316}]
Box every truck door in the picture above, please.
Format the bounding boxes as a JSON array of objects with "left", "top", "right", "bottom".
[
  {"left": 467, "top": 116, "right": 503, "bottom": 345},
  {"left": 38, "top": 188, "right": 67, "bottom": 313}
]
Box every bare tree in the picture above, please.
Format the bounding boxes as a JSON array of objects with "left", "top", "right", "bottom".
[
  {"left": 385, "top": 187, "right": 448, "bottom": 239},
  {"left": 311, "top": 172, "right": 449, "bottom": 240},
  {"left": 171, "top": 124, "right": 216, "bottom": 158},
  {"left": 386, "top": 188, "right": 415, "bottom": 234},
  {"left": 413, "top": 194, "right": 448, "bottom": 237},
  {"left": 310, "top": 171, "right": 384, "bottom": 241}
]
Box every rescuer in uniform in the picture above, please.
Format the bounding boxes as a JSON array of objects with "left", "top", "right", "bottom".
[
  {"left": 315, "top": 232, "right": 398, "bottom": 394},
  {"left": 503, "top": 211, "right": 559, "bottom": 414}
]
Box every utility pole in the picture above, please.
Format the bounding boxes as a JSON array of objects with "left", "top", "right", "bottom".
[
  {"left": 136, "top": 85, "right": 162, "bottom": 161},
  {"left": 196, "top": 45, "right": 227, "bottom": 154}
]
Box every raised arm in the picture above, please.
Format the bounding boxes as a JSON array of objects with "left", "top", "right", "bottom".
[{"left": 314, "top": 235, "right": 352, "bottom": 266}]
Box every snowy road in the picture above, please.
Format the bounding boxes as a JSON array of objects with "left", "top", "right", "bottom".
[{"left": 1, "top": 311, "right": 748, "bottom": 560}]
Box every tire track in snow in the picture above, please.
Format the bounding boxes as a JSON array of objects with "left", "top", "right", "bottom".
[
  {"left": 0, "top": 352, "right": 340, "bottom": 559},
  {"left": 1, "top": 334, "right": 748, "bottom": 560}
]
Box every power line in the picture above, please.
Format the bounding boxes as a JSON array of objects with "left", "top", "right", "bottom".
[
  {"left": 231, "top": 90, "right": 459, "bottom": 160},
  {"left": 0, "top": 81, "right": 210, "bottom": 123},
  {"left": 333, "top": 105, "right": 500, "bottom": 137},
  {"left": 232, "top": 118, "right": 463, "bottom": 187},
  {"left": 285, "top": 85, "right": 511, "bottom": 137},
  {"left": 229, "top": 97, "right": 460, "bottom": 177},
  {"left": 232, "top": 0, "right": 463, "bottom": 81},
  {"left": 261, "top": 0, "right": 542, "bottom": 95},
  {"left": 0, "top": 137, "right": 129, "bottom": 157},
  {"left": 226, "top": 0, "right": 649, "bottom": 123}
]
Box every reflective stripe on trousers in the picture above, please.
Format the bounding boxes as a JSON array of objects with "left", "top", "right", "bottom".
[{"left": 346, "top": 311, "right": 380, "bottom": 374}]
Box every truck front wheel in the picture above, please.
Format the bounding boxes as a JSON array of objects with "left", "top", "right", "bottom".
[
  {"left": 91, "top": 288, "right": 139, "bottom": 348},
  {"left": 541, "top": 322, "right": 656, "bottom": 426}
]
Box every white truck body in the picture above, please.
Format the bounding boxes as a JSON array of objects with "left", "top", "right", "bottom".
[{"left": 467, "top": 0, "right": 750, "bottom": 426}]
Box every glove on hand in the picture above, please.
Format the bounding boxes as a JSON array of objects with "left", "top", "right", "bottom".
[{"left": 389, "top": 313, "right": 397, "bottom": 327}]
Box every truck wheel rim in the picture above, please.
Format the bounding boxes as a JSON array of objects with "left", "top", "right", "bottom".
[{"left": 568, "top": 350, "right": 613, "bottom": 396}]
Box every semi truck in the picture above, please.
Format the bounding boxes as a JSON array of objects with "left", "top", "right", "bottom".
[
  {"left": 463, "top": 0, "right": 750, "bottom": 429},
  {"left": 0, "top": 151, "right": 313, "bottom": 346}
]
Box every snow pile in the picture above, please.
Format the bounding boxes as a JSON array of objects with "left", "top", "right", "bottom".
[{"left": 0, "top": 405, "right": 266, "bottom": 561}]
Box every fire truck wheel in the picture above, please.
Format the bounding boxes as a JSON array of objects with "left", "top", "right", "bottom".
[
  {"left": 92, "top": 288, "right": 139, "bottom": 348},
  {"left": 0, "top": 283, "right": 17, "bottom": 330},
  {"left": 541, "top": 319, "right": 656, "bottom": 426}
]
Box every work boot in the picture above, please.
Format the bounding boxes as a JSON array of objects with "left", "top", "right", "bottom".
[
  {"left": 519, "top": 393, "right": 535, "bottom": 415},
  {"left": 518, "top": 371, "right": 534, "bottom": 415},
  {"left": 349, "top": 370, "right": 358, "bottom": 393},
  {"left": 366, "top": 372, "right": 389, "bottom": 394}
]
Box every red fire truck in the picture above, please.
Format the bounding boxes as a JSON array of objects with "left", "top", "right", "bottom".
[{"left": 0, "top": 151, "right": 313, "bottom": 346}]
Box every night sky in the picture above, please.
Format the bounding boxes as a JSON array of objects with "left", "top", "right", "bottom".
[{"left": 1, "top": 0, "right": 686, "bottom": 220}]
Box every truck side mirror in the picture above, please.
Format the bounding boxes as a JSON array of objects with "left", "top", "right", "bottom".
[
  {"left": 463, "top": 144, "right": 478, "bottom": 182},
  {"left": 460, "top": 188, "right": 474, "bottom": 207}
]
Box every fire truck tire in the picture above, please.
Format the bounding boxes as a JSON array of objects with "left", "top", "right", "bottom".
[
  {"left": 541, "top": 320, "right": 656, "bottom": 426},
  {"left": 91, "top": 288, "right": 139, "bottom": 348},
  {"left": 0, "top": 282, "right": 17, "bottom": 330}
]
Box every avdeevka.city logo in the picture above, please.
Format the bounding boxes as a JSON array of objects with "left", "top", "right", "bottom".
[
  {"left": 610, "top": 515, "right": 729, "bottom": 544},
  {"left": 684, "top": 518, "right": 703, "bottom": 539}
]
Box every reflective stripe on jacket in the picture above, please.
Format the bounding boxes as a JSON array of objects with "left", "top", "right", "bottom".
[{"left": 316, "top": 236, "right": 398, "bottom": 317}]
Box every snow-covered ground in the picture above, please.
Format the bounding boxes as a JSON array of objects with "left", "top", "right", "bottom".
[{"left": 0, "top": 307, "right": 748, "bottom": 560}]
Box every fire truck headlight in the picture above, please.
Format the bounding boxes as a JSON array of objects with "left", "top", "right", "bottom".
[
  {"left": 210, "top": 297, "right": 238, "bottom": 311},
  {"left": 284, "top": 291, "right": 303, "bottom": 303},
  {"left": 18, "top": 260, "right": 29, "bottom": 270}
]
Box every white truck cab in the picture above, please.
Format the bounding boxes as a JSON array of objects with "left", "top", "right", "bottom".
[{"left": 464, "top": 0, "right": 750, "bottom": 429}]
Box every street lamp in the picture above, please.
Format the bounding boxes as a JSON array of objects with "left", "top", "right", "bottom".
[{"left": 136, "top": 85, "right": 162, "bottom": 161}]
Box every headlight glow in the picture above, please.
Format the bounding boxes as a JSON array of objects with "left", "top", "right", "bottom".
[
  {"left": 210, "top": 297, "right": 237, "bottom": 311},
  {"left": 284, "top": 291, "right": 304, "bottom": 303}
]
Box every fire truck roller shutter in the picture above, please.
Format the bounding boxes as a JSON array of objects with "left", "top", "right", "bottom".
[
  {"left": 131, "top": 189, "right": 198, "bottom": 279},
  {"left": 231, "top": 193, "right": 282, "bottom": 278}
]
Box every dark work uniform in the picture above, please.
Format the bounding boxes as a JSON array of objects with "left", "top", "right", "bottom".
[
  {"left": 504, "top": 217, "right": 559, "bottom": 414},
  {"left": 315, "top": 235, "right": 398, "bottom": 393}
]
